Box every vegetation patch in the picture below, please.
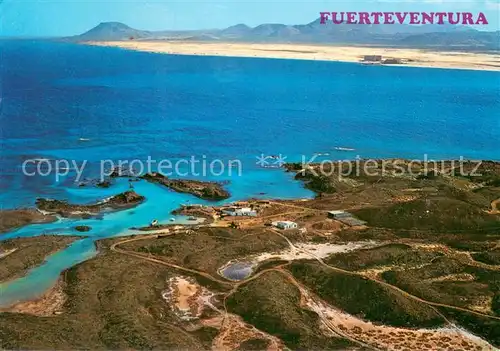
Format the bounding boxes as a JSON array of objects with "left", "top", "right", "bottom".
[
  {"left": 226, "top": 271, "right": 354, "bottom": 350},
  {"left": 236, "top": 337, "right": 270, "bottom": 350},
  {"left": 382, "top": 257, "right": 500, "bottom": 314},
  {"left": 289, "top": 261, "right": 445, "bottom": 328},
  {"left": 472, "top": 249, "right": 500, "bottom": 266},
  {"left": 354, "top": 197, "right": 500, "bottom": 233},
  {"left": 444, "top": 240, "right": 496, "bottom": 252},
  {"left": 326, "top": 243, "right": 443, "bottom": 271}
]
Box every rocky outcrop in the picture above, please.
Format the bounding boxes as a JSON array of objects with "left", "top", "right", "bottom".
[
  {"left": 142, "top": 173, "right": 230, "bottom": 201},
  {"left": 36, "top": 191, "right": 145, "bottom": 218},
  {"left": 74, "top": 226, "right": 92, "bottom": 232},
  {"left": 95, "top": 180, "right": 111, "bottom": 188}
]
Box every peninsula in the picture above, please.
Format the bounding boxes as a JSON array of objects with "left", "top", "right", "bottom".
[{"left": 85, "top": 41, "right": 500, "bottom": 72}]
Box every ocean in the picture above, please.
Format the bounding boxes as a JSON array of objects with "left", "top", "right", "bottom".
[{"left": 0, "top": 39, "right": 499, "bottom": 306}]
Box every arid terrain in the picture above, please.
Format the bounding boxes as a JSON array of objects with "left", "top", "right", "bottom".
[
  {"left": 1, "top": 159, "right": 500, "bottom": 350},
  {"left": 86, "top": 41, "right": 500, "bottom": 71}
]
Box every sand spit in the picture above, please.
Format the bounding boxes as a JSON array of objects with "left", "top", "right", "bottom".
[{"left": 86, "top": 41, "right": 500, "bottom": 72}]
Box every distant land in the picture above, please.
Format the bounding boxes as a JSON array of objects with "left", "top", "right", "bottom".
[{"left": 70, "top": 19, "right": 500, "bottom": 51}]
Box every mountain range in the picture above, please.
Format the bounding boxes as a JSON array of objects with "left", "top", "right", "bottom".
[{"left": 71, "top": 20, "right": 500, "bottom": 51}]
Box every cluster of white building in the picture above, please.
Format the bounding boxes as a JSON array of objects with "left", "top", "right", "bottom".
[
  {"left": 222, "top": 207, "right": 257, "bottom": 217},
  {"left": 220, "top": 203, "right": 299, "bottom": 230}
]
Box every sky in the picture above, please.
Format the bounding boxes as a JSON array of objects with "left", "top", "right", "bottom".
[{"left": 1, "top": 0, "right": 499, "bottom": 37}]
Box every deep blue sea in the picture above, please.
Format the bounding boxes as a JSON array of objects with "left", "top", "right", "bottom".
[{"left": 0, "top": 40, "right": 499, "bottom": 306}]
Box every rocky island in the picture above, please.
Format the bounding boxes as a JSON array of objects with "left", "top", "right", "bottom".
[
  {"left": 36, "top": 190, "right": 145, "bottom": 218},
  {"left": 141, "top": 172, "right": 230, "bottom": 201}
]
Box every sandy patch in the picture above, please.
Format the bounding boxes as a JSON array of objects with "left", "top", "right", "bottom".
[
  {"left": 357, "top": 266, "right": 393, "bottom": 280},
  {"left": 86, "top": 41, "right": 500, "bottom": 72},
  {"left": 218, "top": 241, "right": 378, "bottom": 281},
  {"left": 217, "top": 241, "right": 378, "bottom": 281},
  {"left": 0, "top": 248, "right": 17, "bottom": 259},
  {"left": 253, "top": 241, "right": 378, "bottom": 262},
  {"left": 392, "top": 195, "right": 420, "bottom": 203},
  {"left": 469, "top": 296, "right": 495, "bottom": 315},
  {"left": 0, "top": 278, "right": 66, "bottom": 317},
  {"left": 162, "top": 276, "right": 217, "bottom": 321}
]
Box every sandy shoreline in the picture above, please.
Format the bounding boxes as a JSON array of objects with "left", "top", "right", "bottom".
[
  {"left": 0, "top": 277, "right": 66, "bottom": 316},
  {"left": 86, "top": 41, "right": 500, "bottom": 72}
]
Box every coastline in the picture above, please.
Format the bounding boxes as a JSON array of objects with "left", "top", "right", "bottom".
[
  {"left": 2, "top": 158, "right": 500, "bottom": 348},
  {"left": 0, "top": 277, "right": 66, "bottom": 316},
  {"left": 0, "top": 236, "right": 80, "bottom": 284},
  {"left": 84, "top": 41, "right": 500, "bottom": 72}
]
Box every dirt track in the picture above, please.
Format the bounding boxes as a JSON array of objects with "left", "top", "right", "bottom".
[
  {"left": 112, "top": 229, "right": 500, "bottom": 323},
  {"left": 108, "top": 228, "right": 500, "bottom": 350}
]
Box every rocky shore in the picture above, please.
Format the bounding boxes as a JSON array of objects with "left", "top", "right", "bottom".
[{"left": 141, "top": 172, "right": 230, "bottom": 201}]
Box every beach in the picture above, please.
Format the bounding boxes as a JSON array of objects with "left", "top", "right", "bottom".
[{"left": 86, "top": 41, "right": 500, "bottom": 71}]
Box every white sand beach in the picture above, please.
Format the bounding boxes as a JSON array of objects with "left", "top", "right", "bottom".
[{"left": 86, "top": 41, "right": 500, "bottom": 71}]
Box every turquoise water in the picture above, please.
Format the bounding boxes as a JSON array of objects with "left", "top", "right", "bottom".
[
  {"left": 0, "top": 40, "right": 499, "bottom": 306},
  {"left": 0, "top": 174, "right": 310, "bottom": 306},
  {"left": 0, "top": 239, "right": 97, "bottom": 307}
]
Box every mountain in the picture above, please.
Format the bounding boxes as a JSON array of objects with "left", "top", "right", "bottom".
[
  {"left": 73, "top": 22, "right": 152, "bottom": 41},
  {"left": 219, "top": 24, "right": 252, "bottom": 38},
  {"left": 401, "top": 30, "right": 500, "bottom": 49},
  {"left": 72, "top": 20, "right": 500, "bottom": 51},
  {"left": 209, "top": 18, "right": 483, "bottom": 45}
]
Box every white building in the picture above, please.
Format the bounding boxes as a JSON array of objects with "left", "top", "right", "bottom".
[
  {"left": 272, "top": 221, "right": 298, "bottom": 230},
  {"left": 222, "top": 207, "right": 257, "bottom": 217}
]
